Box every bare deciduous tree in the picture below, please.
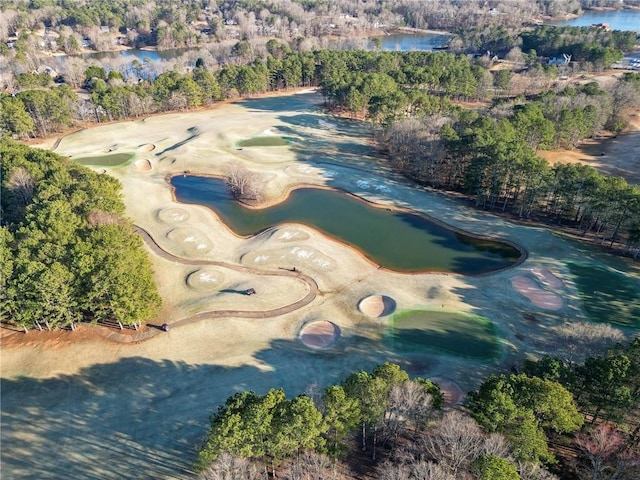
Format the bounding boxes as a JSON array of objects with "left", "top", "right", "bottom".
[
  {"left": 8, "top": 167, "right": 36, "bottom": 207},
  {"left": 421, "top": 410, "right": 486, "bottom": 476},
  {"left": 197, "top": 452, "right": 263, "bottom": 480},
  {"left": 385, "top": 380, "right": 433, "bottom": 444},
  {"left": 575, "top": 423, "right": 640, "bottom": 480},
  {"left": 411, "top": 460, "right": 457, "bottom": 480},
  {"left": 224, "top": 162, "right": 264, "bottom": 203},
  {"left": 518, "top": 461, "right": 560, "bottom": 480},
  {"left": 558, "top": 322, "right": 625, "bottom": 363}
]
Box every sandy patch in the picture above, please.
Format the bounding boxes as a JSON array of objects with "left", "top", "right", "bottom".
[
  {"left": 241, "top": 246, "right": 336, "bottom": 271},
  {"left": 299, "top": 321, "right": 341, "bottom": 349},
  {"left": 511, "top": 275, "right": 564, "bottom": 310},
  {"left": 135, "top": 159, "right": 152, "bottom": 171},
  {"left": 430, "top": 376, "right": 465, "bottom": 406},
  {"left": 358, "top": 294, "right": 397, "bottom": 318},
  {"left": 530, "top": 267, "right": 564, "bottom": 289},
  {"left": 138, "top": 143, "right": 156, "bottom": 152},
  {"left": 273, "top": 227, "right": 310, "bottom": 242},
  {"left": 166, "top": 228, "right": 213, "bottom": 255},
  {"left": 157, "top": 207, "right": 190, "bottom": 224},
  {"left": 538, "top": 117, "right": 640, "bottom": 185},
  {"left": 186, "top": 268, "right": 226, "bottom": 290}
]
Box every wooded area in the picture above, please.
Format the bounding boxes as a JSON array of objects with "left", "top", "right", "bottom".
[
  {"left": 196, "top": 342, "right": 640, "bottom": 480},
  {"left": 0, "top": 140, "right": 161, "bottom": 331}
]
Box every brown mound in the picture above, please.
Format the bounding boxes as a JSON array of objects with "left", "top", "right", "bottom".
[
  {"left": 139, "top": 143, "right": 156, "bottom": 152},
  {"left": 135, "top": 159, "right": 152, "bottom": 171},
  {"left": 299, "top": 321, "right": 340, "bottom": 349},
  {"left": 358, "top": 295, "right": 396, "bottom": 318},
  {"left": 431, "top": 377, "right": 465, "bottom": 406}
]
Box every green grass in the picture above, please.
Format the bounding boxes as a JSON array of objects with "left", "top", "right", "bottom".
[
  {"left": 388, "top": 309, "right": 500, "bottom": 360},
  {"left": 237, "top": 136, "right": 290, "bottom": 147},
  {"left": 74, "top": 152, "right": 135, "bottom": 167},
  {"left": 567, "top": 262, "right": 640, "bottom": 328}
]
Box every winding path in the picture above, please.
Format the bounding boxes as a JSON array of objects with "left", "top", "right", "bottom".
[{"left": 95, "top": 226, "right": 319, "bottom": 343}]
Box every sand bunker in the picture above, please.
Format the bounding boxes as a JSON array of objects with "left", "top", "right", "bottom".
[
  {"left": 273, "top": 227, "right": 310, "bottom": 242},
  {"left": 299, "top": 321, "right": 340, "bottom": 349},
  {"left": 157, "top": 207, "right": 190, "bottom": 224},
  {"left": 431, "top": 377, "right": 465, "bottom": 405},
  {"left": 166, "top": 228, "right": 213, "bottom": 255},
  {"left": 241, "top": 246, "right": 335, "bottom": 271},
  {"left": 511, "top": 276, "right": 564, "bottom": 310},
  {"left": 186, "top": 268, "right": 226, "bottom": 290},
  {"left": 135, "top": 159, "right": 152, "bottom": 171},
  {"left": 138, "top": 143, "right": 156, "bottom": 152},
  {"left": 530, "top": 267, "right": 564, "bottom": 289},
  {"left": 358, "top": 294, "right": 397, "bottom": 318}
]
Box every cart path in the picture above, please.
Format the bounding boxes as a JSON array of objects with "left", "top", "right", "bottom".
[{"left": 91, "top": 225, "right": 320, "bottom": 343}]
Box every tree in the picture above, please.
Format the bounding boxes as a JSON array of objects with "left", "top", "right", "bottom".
[
  {"left": 321, "top": 385, "right": 360, "bottom": 458},
  {"left": 198, "top": 389, "right": 285, "bottom": 468},
  {"left": 269, "top": 395, "right": 326, "bottom": 468},
  {"left": 472, "top": 455, "right": 520, "bottom": 480},
  {"left": 0, "top": 95, "right": 35, "bottom": 138},
  {"left": 342, "top": 370, "right": 386, "bottom": 455},
  {"left": 572, "top": 354, "right": 633, "bottom": 424},
  {"left": 422, "top": 410, "right": 487, "bottom": 475},
  {"left": 468, "top": 374, "right": 583, "bottom": 463}
]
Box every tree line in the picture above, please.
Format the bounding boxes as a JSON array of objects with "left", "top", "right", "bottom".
[
  {"left": 382, "top": 74, "right": 640, "bottom": 257},
  {"left": 195, "top": 342, "right": 640, "bottom": 479},
  {"left": 0, "top": 0, "right": 619, "bottom": 53},
  {"left": 0, "top": 139, "right": 161, "bottom": 331}
]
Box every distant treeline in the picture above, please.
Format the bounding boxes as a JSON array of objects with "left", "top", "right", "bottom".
[
  {"left": 0, "top": 140, "right": 161, "bottom": 331},
  {"left": 1, "top": 0, "right": 629, "bottom": 54}
]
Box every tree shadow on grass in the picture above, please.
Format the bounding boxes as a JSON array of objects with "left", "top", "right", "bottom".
[{"left": 0, "top": 331, "right": 435, "bottom": 479}]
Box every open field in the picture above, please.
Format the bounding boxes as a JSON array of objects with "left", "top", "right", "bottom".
[{"left": 2, "top": 91, "right": 639, "bottom": 479}]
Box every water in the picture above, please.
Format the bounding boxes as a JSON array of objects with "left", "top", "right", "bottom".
[
  {"left": 170, "top": 175, "right": 522, "bottom": 274},
  {"left": 332, "top": 32, "right": 451, "bottom": 51},
  {"left": 377, "top": 33, "right": 451, "bottom": 51},
  {"left": 79, "top": 47, "right": 193, "bottom": 63},
  {"left": 551, "top": 9, "right": 640, "bottom": 31}
]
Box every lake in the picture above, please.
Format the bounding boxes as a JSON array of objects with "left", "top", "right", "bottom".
[
  {"left": 170, "top": 175, "right": 523, "bottom": 274},
  {"left": 551, "top": 8, "right": 640, "bottom": 31}
]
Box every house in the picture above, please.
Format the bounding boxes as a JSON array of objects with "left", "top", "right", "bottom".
[{"left": 548, "top": 53, "right": 571, "bottom": 66}]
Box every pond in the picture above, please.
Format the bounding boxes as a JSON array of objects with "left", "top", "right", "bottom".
[{"left": 170, "top": 175, "right": 523, "bottom": 274}]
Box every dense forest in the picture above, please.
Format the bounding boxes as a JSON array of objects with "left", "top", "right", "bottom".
[
  {"left": 195, "top": 340, "right": 639, "bottom": 480},
  {"left": 0, "top": 140, "right": 161, "bottom": 331}
]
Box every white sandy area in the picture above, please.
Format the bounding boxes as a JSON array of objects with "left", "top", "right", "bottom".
[{"left": 2, "top": 91, "right": 638, "bottom": 479}]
